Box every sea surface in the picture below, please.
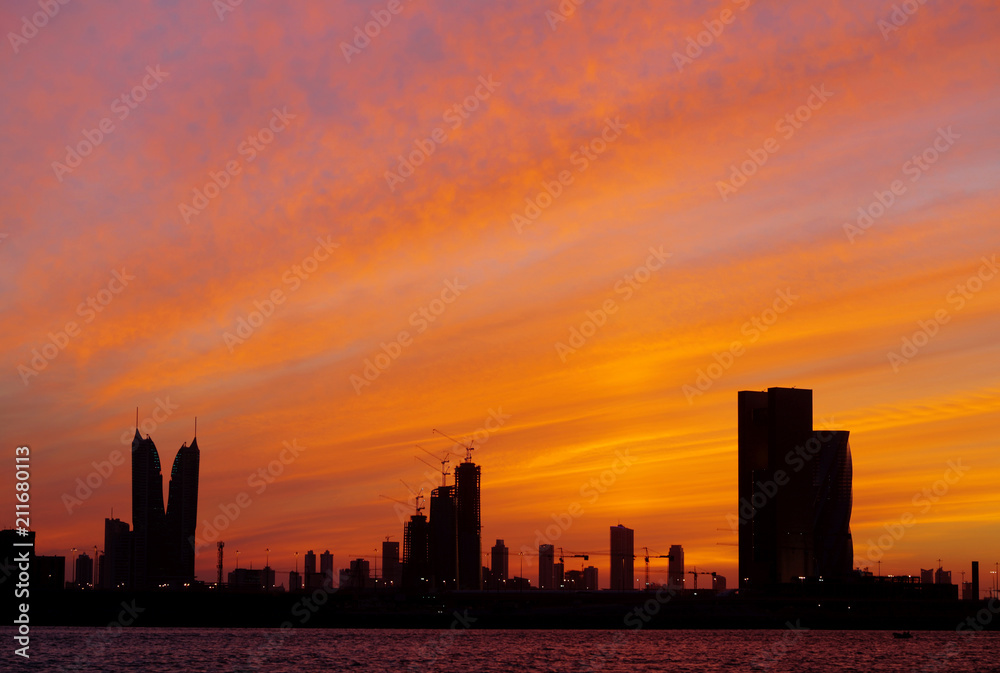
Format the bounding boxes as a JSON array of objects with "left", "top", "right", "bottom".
[{"left": 7, "top": 628, "right": 1000, "bottom": 672}]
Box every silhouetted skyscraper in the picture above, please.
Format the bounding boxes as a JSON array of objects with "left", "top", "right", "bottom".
[
  {"left": 165, "top": 437, "right": 199, "bottom": 584},
  {"left": 429, "top": 485, "right": 457, "bottom": 589},
  {"left": 382, "top": 541, "right": 400, "bottom": 588},
  {"left": 539, "top": 544, "right": 555, "bottom": 589},
  {"left": 320, "top": 550, "right": 335, "bottom": 589},
  {"left": 75, "top": 553, "right": 94, "bottom": 589},
  {"left": 668, "top": 544, "right": 684, "bottom": 590},
  {"left": 610, "top": 525, "right": 634, "bottom": 591},
  {"left": 403, "top": 514, "right": 430, "bottom": 590},
  {"left": 972, "top": 561, "right": 980, "bottom": 600},
  {"left": 491, "top": 539, "right": 508, "bottom": 586},
  {"left": 131, "top": 429, "right": 166, "bottom": 589},
  {"left": 454, "top": 461, "right": 482, "bottom": 590},
  {"left": 737, "top": 387, "right": 853, "bottom": 587},
  {"left": 583, "top": 565, "right": 599, "bottom": 590},
  {"left": 102, "top": 517, "right": 131, "bottom": 590}
]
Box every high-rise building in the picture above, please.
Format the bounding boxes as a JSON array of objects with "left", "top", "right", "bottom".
[
  {"left": 320, "top": 550, "right": 335, "bottom": 589},
  {"left": 382, "top": 542, "right": 400, "bottom": 588},
  {"left": 403, "top": 514, "right": 430, "bottom": 590},
  {"left": 935, "top": 567, "right": 952, "bottom": 585},
  {"left": 539, "top": 544, "right": 555, "bottom": 589},
  {"left": 668, "top": 544, "right": 684, "bottom": 590},
  {"left": 165, "top": 437, "right": 200, "bottom": 584},
  {"left": 972, "top": 561, "right": 980, "bottom": 600},
  {"left": 349, "top": 558, "right": 370, "bottom": 589},
  {"left": 920, "top": 568, "right": 935, "bottom": 584},
  {"left": 491, "top": 539, "right": 508, "bottom": 586},
  {"left": 303, "top": 550, "right": 318, "bottom": 588},
  {"left": 75, "top": 553, "right": 94, "bottom": 589},
  {"left": 102, "top": 517, "right": 131, "bottom": 590},
  {"left": 713, "top": 575, "right": 727, "bottom": 592},
  {"left": 454, "top": 461, "right": 482, "bottom": 590},
  {"left": 289, "top": 570, "right": 302, "bottom": 592},
  {"left": 610, "top": 524, "right": 634, "bottom": 591},
  {"left": 35, "top": 555, "right": 65, "bottom": 591},
  {"left": 429, "top": 485, "right": 457, "bottom": 589},
  {"left": 583, "top": 565, "right": 599, "bottom": 591},
  {"left": 737, "top": 387, "right": 853, "bottom": 588},
  {"left": 554, "top": 562, "right": 565, "bottom": 589},
  {"left": 131, "top": 429, "right": 166, "bottom": 589}
]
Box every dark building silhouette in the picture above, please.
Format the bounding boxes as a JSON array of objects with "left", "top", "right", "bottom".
[
  {"left": 131, "top": 429, "right": 166, "bottom": 589},
  {"left": 35, "top": 555, "right": 65, "bottom": 591},
  {"left": 320, "top": 550, "right": 335, "bottom": 589},
  {"left": 583, "top": 565, "right": 599, "bottom": 590},
  {"left": 382, "top": 541, "right": 401, "bottom": 587},
  {"left": 972, "top": 561, "right": 980, "bottom": 600},
  {"left": 403, "top": 513, "right": 430, "bottom": 590},
  {"left": 289, "top": 570, "right": 302, "bottom": 592},
  {"left": 304, "top": 549, "right": 319, "bottom": 589},
  {"left": 165, "top": 437, "right": 199, "bottom": 585},
  {"left": 737, "top": 387, "right": 853, "bottom": 588},
  {"left": 539, "top": 544, "right": 555, "bottom": 589},
  {"left": 101, "top": 517, "right": 131, "bottom": 589},
  {"left": 228, "top": 566, "right": 274, "bottom": 591},
  {"left": 348, "top": 558, "right": 371, "bottom": 589},
  {"left": 610, "top": 524, "right": 635, "bottom": 590},
  {"left": 75, "top": 552, "right": 94, "bottom": 589},
  {"left": 454, "top": 461, "right": 482, "bottom": 590},
  {"left": 491, "top": 539, "right": 508, "bottom": 589},
  {"left": 668, "top": 544, "right": 684, "bottom": 590},
  {"left": 554, "top": 561, "right": 565, "bottom": 589},
  {"left": 429, "top": 485, "right": 457, "bottom": 589}
]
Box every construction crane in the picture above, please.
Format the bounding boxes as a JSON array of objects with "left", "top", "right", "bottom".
[
  {"left": 415, "top": 444, "right": 453, "bottom": 486},
  {"left": 433, "top": 428, "right": 475, "bottom": 462},
  {"left": 379, "top": 493, "right": 424, "bottom": 516},
  {"left": 687, "top": 566, "right": 716, "bottom": 591},
  {"left": 557, "top": 547, "right": 590, "bottom": 566},
  {"left": 641, "top": 547, "right": 673, "bottom": 590}
]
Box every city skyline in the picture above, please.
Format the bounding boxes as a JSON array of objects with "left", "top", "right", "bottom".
[{"left": 1, "top": 1, "right": 998, "bottom": 592}]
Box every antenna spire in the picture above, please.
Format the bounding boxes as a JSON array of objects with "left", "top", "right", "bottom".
[
  {"left": 195, "top": 417, "right": 197, "bottom": 439},
  {"left": 136, "top": 407, "right": 139, "bottom": 429}
]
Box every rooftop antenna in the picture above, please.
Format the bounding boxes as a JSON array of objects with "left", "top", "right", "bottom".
[
  {"left": 136, "top": 407, "right": 139, "bottom": 429},
  {"left": 195, "top": 417, "right": 197, "bottom": 438}
]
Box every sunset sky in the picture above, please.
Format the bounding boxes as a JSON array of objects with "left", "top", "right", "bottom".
[{"left": 1, "top": 0, "right": 998, "bottom": 590}]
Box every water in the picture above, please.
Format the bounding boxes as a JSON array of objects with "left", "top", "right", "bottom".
[{"left": 9, "top": 628, "right": 1000, "bottom": 672}]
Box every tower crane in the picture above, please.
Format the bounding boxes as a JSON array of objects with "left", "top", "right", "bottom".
[
  {"left": 416, "top": 444, "right": 452, "bottom": 486},
  {"left": 641, "top": 547, "right": 673, "bottom": 590},
  {"left": 433, "top": 428, "right": 475, "bottom": 462},
  {"left": 379, "top": 493, "right": 424, "bottom": 516},
  {"left": 687, "top": 566, "right": 716, "bottom": 591}
]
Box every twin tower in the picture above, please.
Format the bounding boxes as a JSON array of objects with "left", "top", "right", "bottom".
[{"left": 131, "top": 428, "right": 200, "bottom": 588}]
